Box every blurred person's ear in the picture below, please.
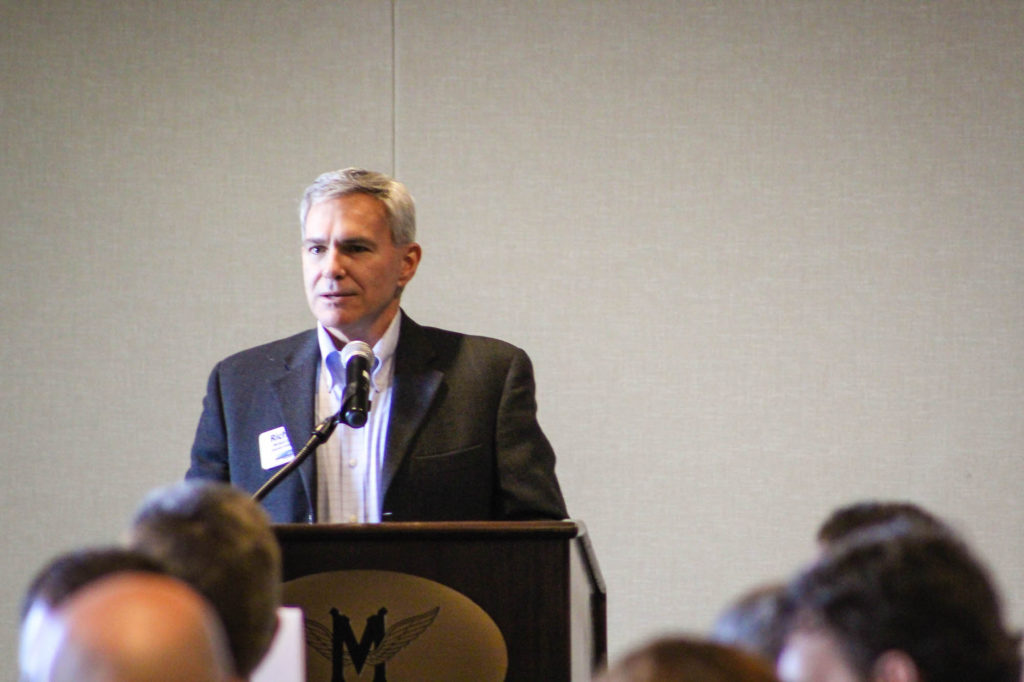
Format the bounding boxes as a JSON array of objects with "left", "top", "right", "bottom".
[{"left": 872, "top": 650, "right": 919, "bottom": 682}]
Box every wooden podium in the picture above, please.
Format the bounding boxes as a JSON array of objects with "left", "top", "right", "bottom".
[{"left": 275, "top": 520, "right": 605, "bottom": 681}]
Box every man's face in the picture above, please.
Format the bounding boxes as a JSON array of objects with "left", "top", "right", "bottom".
[
  {"left": 777, "top": 629, "right": 863, "bottom": 682},
  {"left": 302, "top": 193, "right": 420, "bottom": 346}
]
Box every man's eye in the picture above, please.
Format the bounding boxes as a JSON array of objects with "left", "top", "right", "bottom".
[{"left": 307, "top": 245, "right": 326, "bottom": 255}]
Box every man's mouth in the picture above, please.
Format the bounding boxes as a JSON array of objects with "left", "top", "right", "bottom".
[{"left": 318, "top": 291, "right": 357, "bottom": 305}]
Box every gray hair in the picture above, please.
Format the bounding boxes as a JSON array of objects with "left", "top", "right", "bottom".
[{"left": 299, "top": 167, "right": 416, "bottom": 244}]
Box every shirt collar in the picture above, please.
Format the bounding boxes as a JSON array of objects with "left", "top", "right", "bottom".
[{"left": 317, "top": 311, "right": 402, "bottom": 393}]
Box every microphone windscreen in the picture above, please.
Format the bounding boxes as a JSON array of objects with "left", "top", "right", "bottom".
[{"left": 340, "top": 340, "right": 374, "bottom": 366}]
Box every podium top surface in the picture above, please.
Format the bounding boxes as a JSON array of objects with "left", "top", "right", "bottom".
[
  {"left": 274, "top": 519, "right": 583, "bottom": 541},
  {"left": 273, "top": 519, "right": 605, "bottom": 597}
]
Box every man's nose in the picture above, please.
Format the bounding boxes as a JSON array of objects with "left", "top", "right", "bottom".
[{"left": 324, "top": 248, "right": 347, "bottom": 279}]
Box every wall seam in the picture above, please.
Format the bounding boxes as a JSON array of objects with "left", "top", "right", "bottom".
[{"left": 391, "top": 0, "right": 397, "bottom": 176}]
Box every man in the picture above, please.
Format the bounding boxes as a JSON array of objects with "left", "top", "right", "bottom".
[
  {"left": 128, "top": 481, "right": 282, "bottom": 680},
  {"left": 39, "top": 572, "right": 233, "bottom": 682},
  {"left": 187, "top": 168, "right": 567, "bottom": 523},
  {"left": 777, "top": 526, "right": 1022, "bottom": 682},
  {"left": 19, "top": 547, "right": 168, "bottom": 681}
]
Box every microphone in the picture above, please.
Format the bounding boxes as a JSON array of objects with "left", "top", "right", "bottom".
[{"left": 340, "top": 341, "right": 374, "bottom": 428}]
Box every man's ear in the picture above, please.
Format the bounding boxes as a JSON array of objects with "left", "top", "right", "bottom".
[
  {"left": 872, "top": 650, "right": 920, "bottom": 682},
  {"left": 398, "top": 242, "right": 421, "bottom": 286}
]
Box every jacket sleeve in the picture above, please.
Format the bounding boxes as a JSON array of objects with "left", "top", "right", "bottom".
[
  {"left": 494, "top": 348, "right": 569, "bottom": 520},
  {"left": 186, "top": 362, "right": 231, "bottom": 482}
]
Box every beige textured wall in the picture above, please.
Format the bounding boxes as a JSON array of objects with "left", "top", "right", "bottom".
[{"left": 3, "top": 1, "right": 1022, "bottom": 677}]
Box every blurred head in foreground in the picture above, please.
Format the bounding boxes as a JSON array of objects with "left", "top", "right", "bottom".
[
  {"left": 712, "top": 582, "right": 789, "bottom": 665},
  {"left": 128, "top": 481, "right": 282, "bottom": 678},
  {"left": 42, "top": 572, "right": 232, "bottom": 682},
  {"left": 815, "top": 500, "right": 950, "bottom": 549},
  {"left": 19, "top": 547, "right": 167, "bottom": 680},
  {"left": 596, "top": 635, "right": 781, "bottom": 681},
  {"left": 779, "top": 527, "right": 1021, "bottom": 682}
]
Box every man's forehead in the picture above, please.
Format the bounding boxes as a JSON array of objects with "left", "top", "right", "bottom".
[
  {"left": 310, "top": 192, "right": 387, "bottom": 217},
  {"left": 304, "top": 195, "right": 391, "bottom": 237},
  {"left": 302, "top": 233, "right": 377, "bottom": 244}
]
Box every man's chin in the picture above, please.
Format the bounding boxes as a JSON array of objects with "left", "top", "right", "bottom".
[
  {"left": 309, "top": 303, "right": 398, "bottom": 344},
  {"left": 311, "top": 310, "right": 358, "bottom": 335}
]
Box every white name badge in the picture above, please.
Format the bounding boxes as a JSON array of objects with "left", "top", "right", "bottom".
[{"left": 259, "top": 426, "right": 295, "bottom": 470}]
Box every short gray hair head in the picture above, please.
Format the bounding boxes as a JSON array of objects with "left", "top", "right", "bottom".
[{"left": 299, "top": 167, "right": 416, "bottom": 244}]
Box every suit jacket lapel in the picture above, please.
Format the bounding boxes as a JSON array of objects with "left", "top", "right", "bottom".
[
  {"left": 382, "top": 313, "right": 443, "bottom": 499},
  {"left": 271, "top": 330, "right": 320, "bottom": 517}
]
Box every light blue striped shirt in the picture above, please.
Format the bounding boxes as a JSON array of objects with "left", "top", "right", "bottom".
[{"left": 314, "top": 312, "right": 400, "bottom": 523}]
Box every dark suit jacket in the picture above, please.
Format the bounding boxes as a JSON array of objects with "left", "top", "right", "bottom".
[{"left": 186, "top": 313, "right": 568, "bottom": 523}]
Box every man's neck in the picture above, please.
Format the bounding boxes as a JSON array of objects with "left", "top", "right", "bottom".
[
  {"left": 324, "top": 306, "right": 401, "bottom": 349},
  {"left": 322, "top": 309, "right": 402, "bottom": 353}
]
